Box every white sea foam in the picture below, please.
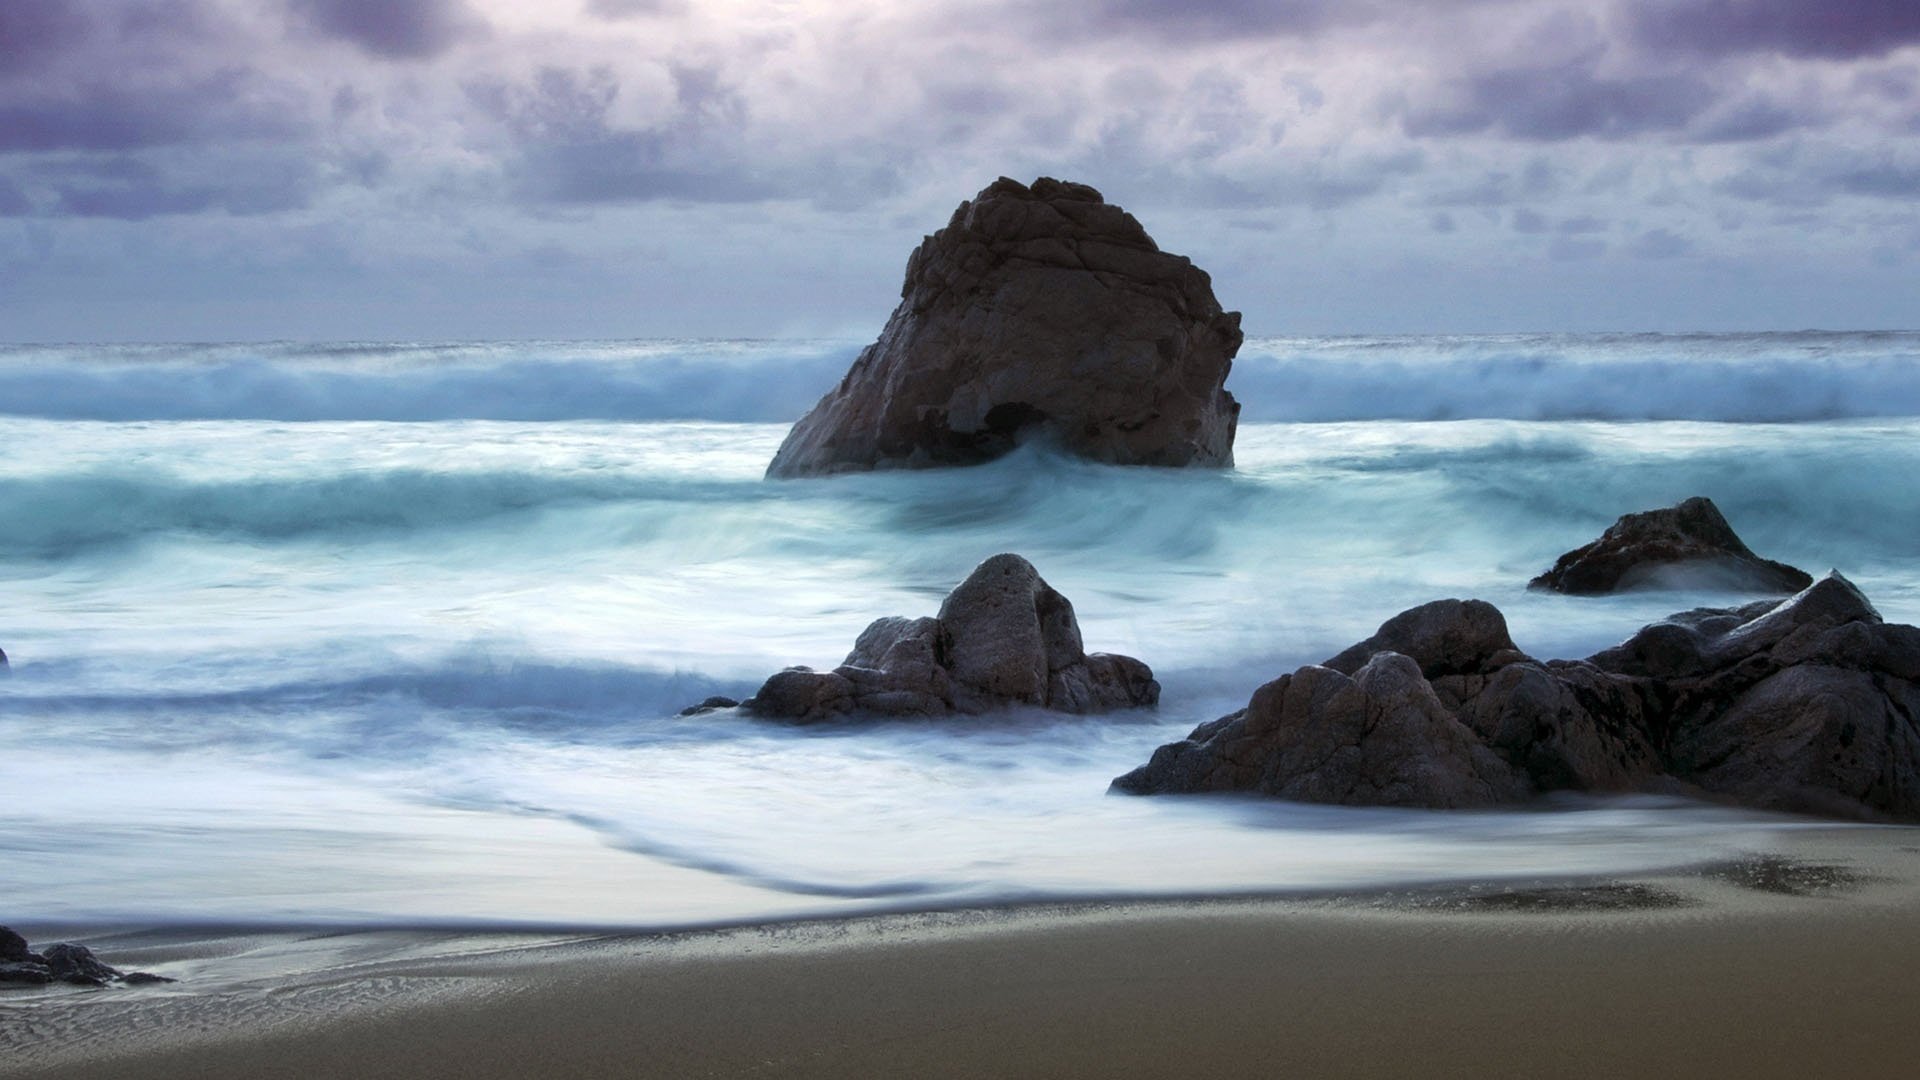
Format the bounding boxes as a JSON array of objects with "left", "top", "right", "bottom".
[{"left": 3, "top": 337, "right": 1917, "bottom": 926}]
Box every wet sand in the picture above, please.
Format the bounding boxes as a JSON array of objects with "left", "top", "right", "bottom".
[{"left": 6, "top": 827, "right": 1919, "bottom": 1080}]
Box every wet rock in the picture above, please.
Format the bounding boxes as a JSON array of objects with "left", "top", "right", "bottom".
[
  {"left": 766, "top": 177, "right": 1242, "bottom": 478},
  {"left": 43, "top": 943, "right": 120, "bottom": 986},
  {"left": 0, "top": 927, "right": 173, "bottom": 988},
  {"left": 1112, "top": 652, "right": 1526, "bottom": 806},
  {"left": 1, "top": 925, "right": 37, "bottom": 963},
  {"left": 742, "top": 554, "right": 1158, "bottom": 723},
  {"left": 1323, "top": 599, "right": 1524, "bottom": 679},
  {"left": 1530, "top": 496, "right": 1812, "bottom": 595},
  {"left": 677, "top": 696, "right": 740, "bottom": 717},
  {"left": 1115, "top": 572, "right": 1920, "bottom": 822}
]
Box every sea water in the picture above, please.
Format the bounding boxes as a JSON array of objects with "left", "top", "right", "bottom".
[{"left": 4, "top": 332, "right": 1919, "bottom": 926}]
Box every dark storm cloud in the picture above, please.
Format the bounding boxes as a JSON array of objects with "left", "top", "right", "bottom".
[
  {"left": 0, "top": 72, "right": 302, "bottom": 153},
  {"left": 1406, "top": 58, "right": 1715, "bottom": 140},
  {"left": 0, "top": 0, "right": 92, "bottom": 75},
  {"left": 287, "top": 0, "right": 482, "bottom": 60},
  {"left": 1629, "top": 0, "right": 1920, "bottom": 61}
]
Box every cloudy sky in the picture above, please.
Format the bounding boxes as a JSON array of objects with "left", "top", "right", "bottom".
[{"left": 2, "top": 0, "right": 1917, "bottom": 341}]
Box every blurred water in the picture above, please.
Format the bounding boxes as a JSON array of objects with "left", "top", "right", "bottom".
[{"left": 3, "top": 336, "right": 1917, "bottom": 926}]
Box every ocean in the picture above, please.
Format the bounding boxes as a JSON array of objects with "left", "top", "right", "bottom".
[{"left": 4, "top": 331, "right": 1919, "bottom": 927}]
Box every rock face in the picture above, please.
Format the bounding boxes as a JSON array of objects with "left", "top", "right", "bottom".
[
  {"left": 766, "top": 177, "right": 1242, "bottom": 478},
  {"left": 1114, "top": 573, "right": 1920, "bottom": 822},
  {"left": 741, "top": 553, "right": 1159, "bottom": 723},
  {"left": 1530, "top": 496, "right": 1812, "bottom": 594},
  {"left": 0, "top": 925, "right": 173, "bottom": 987}
]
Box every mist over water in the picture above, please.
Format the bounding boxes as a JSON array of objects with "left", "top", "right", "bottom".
[{"left": 4, "top": 334, "right": 1918, "bottom": 926}]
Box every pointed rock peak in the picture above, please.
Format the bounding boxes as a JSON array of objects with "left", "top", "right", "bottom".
[
  {"left": 1530, "top": 496, "right": 1813, "bottom": 595},
  {"left": 1755, "top": 569, "right": 1881, "bottom": 628}
]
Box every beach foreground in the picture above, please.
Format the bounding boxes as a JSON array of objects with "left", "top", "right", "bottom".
[{"left": 6, "top": 827, "right": 1919, "bottom": 1080}]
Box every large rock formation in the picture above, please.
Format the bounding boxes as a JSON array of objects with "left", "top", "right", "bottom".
[
  {"left": 1114, "top": 573, "right": 1920, "bottom": 822},
  {"left": 740, "top": 553, "right": 1159, "bottom": 723},
  {"left": 766, "top": 177, "right": 1242, "bottom": 478},
  {"left": 1530, "top": 496, "right": 1812, "bottom": 594}
]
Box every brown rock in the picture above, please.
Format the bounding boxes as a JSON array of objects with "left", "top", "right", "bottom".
[
  {"left": 742, "top": 554, "right": 1158, "bottom": 723},
  {"left": 1111, "top": 653, "right": 1528, "bottom": 807},
  {"left": 1530, "top": 496, "right": 1812, "bottom": 594},
  {"left": 766, "top": 177, "right": 1242, "bottom": 477}
]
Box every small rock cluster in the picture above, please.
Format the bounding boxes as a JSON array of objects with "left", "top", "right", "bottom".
[
  {"left": 1, "top": 925, "right": 172, "bottom": 987},
  {"left": 740, "top": 553, "right": 1159, "bottom": 724}
]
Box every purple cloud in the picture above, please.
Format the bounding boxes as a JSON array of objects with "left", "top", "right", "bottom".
[
  {"left": 1630, "top": 0, "right": 1920, "bottom": 61},
  {"left": 0, "top": 0, "right": 91, "bottom": 75},
  {"left": 286, "top": 0, "right": 481, "bottom": 60},
  {"left": 1407, "top": 59, "right": 1716, "bottom": 140},
  {"left": 0, "top": 73, "right": 302, "bottom": 153}
]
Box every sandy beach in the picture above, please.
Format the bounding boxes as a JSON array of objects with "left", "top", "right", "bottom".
[{"left": 6, "top": 826, "right": 1919, "bottom": 1080}]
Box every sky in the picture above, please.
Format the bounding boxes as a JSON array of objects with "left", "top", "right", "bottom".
[{"left": 1, "top": 0, "right": 1917, "bottom": 341}]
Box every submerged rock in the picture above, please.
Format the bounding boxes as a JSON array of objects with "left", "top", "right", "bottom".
[
  {"left": 677, "top": 696, "right": 739, "bottom": 717},
  {"left": 1529, "top": 496, "right": 1812, "bottom": 595},
  {"left": 1114, "top": 573, "right": 1920, "bottom": 822},
  {"left": 0, "top": 926, "right": 174, "bottom": 987},
  {"left": 766, "top": 177, "right": 1242, "bottom": 478},
  {"left": 741, "top": 554, "right": 1158, "bottom": 723}
]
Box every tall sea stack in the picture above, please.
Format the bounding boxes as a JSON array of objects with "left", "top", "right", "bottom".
[{"left": 767, "top": 177, "right": 1243, "bottom": 478}]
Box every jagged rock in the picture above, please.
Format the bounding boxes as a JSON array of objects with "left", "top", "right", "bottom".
[
  {"left": 42, "top": 943, "right": 120, "bottom": 986},
  {"left": 766, "top": 177, "right": 1242, "bottom": 477},
  {"left": 1112, "top": 653, "right": 1526, "bottom": 807},
  {"left": 0, "top": 646, "right": 9, "bottom": 672},
  {"left": 1115, "top": 573, "right": 1920, "bottom": 822},
  {"left": 1530, "top": 496, "right": 1813, "bottom": 595},
  {"left": 742, "top": 554, "right": 1158, "bottom": 723}
]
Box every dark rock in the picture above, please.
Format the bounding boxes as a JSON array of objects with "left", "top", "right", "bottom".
[
  {"left": 766, "top": 177, "right": 1242, "bottom": 478},
  {"left": 1530, "top": 496, "right": 1813, "bottom": 595},
  {"left": 0, "top": 962, "right": 53, "bottom": 985},
  {"left": 43, "top": 942, "right": 121, "bottom": 986},
  {"left": 742, "top": 554, "right": 1158, "bottom": 723},
  {"left": 0, "top": 645, "right": 9, "bottom": 672},
  {"left": 1115, "top": 572, "right": 1920, "bottom": 822},
  {"left": 677, "top": 696, "right": 740, "bottom": 717},
  {"left": 1, "top": 925, "right": 37, "bottom": 963},
  {"left": 1112, "top": 652, "right": 1527, "bottom": 807},
  {"left": 0, "top": 928, "right": 173, "bottom": 988},
  {"left": 1323, "top": 599, "right": 1523, "bottom": 679}
]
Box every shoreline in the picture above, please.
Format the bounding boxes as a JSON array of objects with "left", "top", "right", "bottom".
[{"left": 7, "top": 825, "right": 1919, "bottom": 1079}]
